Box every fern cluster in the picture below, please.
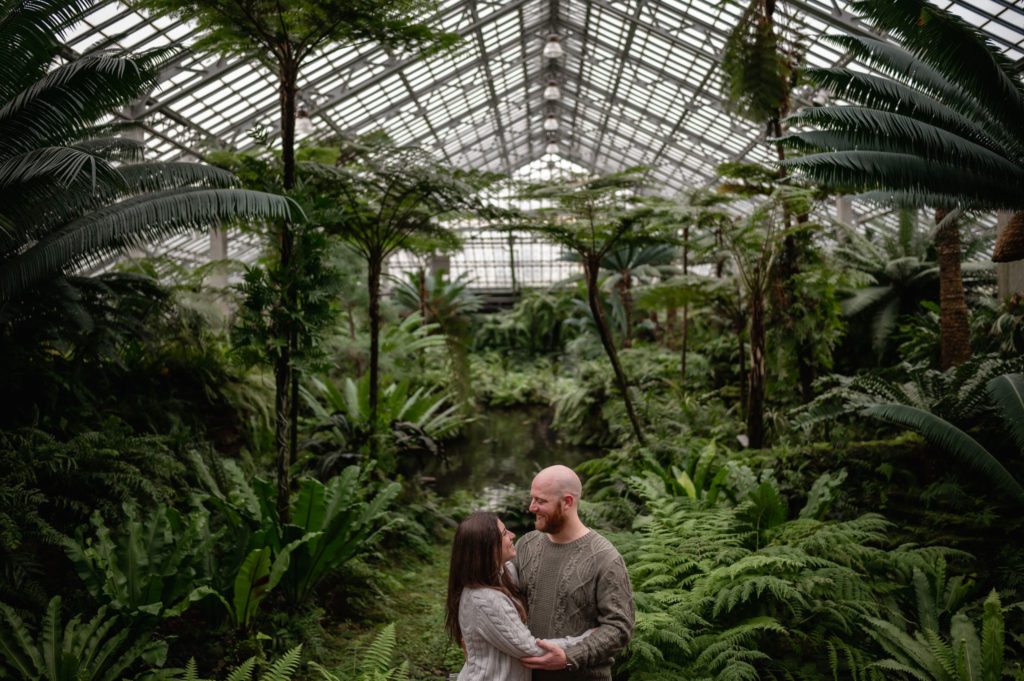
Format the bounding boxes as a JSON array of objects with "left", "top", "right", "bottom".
[
  {"left": 0, "top": 421, "right": 184, "bottom": 609},
  {"left": 623, "top": 486, "right": 963, "bottom": 681}
]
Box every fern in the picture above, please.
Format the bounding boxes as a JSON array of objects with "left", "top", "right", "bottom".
[
  {"left": 309, "top": 624, "right": 408, "bottom": 681},
  {"left": 624, "top": 479, "right": 967, "bottom": 681}
]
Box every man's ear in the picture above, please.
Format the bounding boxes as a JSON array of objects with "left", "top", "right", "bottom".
[{"left": 562, "top": 494, "right": 575, "bottom": 510}]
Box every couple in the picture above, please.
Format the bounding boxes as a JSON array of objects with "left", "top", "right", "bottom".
[{"left": 445, "top": 465, "right": 634, "bottom": 680}]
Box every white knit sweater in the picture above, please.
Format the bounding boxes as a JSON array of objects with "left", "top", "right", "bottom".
[{"left": 456, "top": 566, "right": 589, "bottom": 681}]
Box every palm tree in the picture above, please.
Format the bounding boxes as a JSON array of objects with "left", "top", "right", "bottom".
[
  {"left": 0, "top": 0, "right": 294, "bottom": 301},
  {"left": 778, "top": 0, "right": 1024, "bottom": 369},
  {"left": 864, "top": 373, "right": 1024, "bottom": 507}
]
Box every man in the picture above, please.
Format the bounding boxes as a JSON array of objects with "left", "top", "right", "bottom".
[{"left": 512, "top": 465, "right": 634, "bottom": 680}]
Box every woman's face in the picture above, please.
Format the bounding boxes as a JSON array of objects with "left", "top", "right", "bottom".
[{"left": 497, "top": 518, "right": 516, "bottom": 563}]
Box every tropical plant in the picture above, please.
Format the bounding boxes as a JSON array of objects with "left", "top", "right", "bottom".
[
  {"left": 64, "top": 505, "right": 219, "bottom": 621},
  {"left": 302, "top": 371, "right": 469, "bottom": 475},
  {"left": 623, "top": 477, "right": 963, "bottom": 681},
  {"left": 195, "top": 545, "right": 295, "bottom": 630},
  {"left": 779, "top": 0, "right": 1024, "bottom": 369},
  {"left": 309, "top": 623, "right": 409, "bottom": 681},
  {"left": 389, "top": 269, "right": 481, "bottom": 332},
  {"left": 716, "top": 184, "right": 818, "bottom": 448},
  {"left": 168, "top": 644, "right": 303, "bottom": 681},
  {"left": 0, "top": 596, "right": 167, "bottom": 681},
  {"left": 271, "top": 469, "right": 400, "bottom": 605},
  {"left": 521, "top": 168, "right": 674, "bottom": 446},
  {"left": 0, "top": 0, "right": 294, "bottom": 299},
  {"left": 472, "top": 289, "right": 581, "bottom": 356},
  {"left": 318, "top": 140, "right": 497, "bottom": 459},
  {"left": 191, "top": 454, "right": 400, "bottom": 609},
  {"left": 864, "top": 589, "right": 1012, "bottom": 681},
  {"left": 124, "top": 0, "right": 452, "bottom": 521},
  {"left": 863, "top": 373, "right": 1024, "bottom": 507},
  {"left": 0, "top": 422, "right": 184, "bottom": 609}
]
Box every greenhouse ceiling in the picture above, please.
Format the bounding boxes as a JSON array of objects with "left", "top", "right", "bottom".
[{"left": 67, "top": 0, "right": 1024, "bottom": 274}]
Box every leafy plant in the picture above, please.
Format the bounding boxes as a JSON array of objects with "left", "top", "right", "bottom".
[
  {"left": 863, "top": 373, "right": 1024, "bottom": 506},
  {"left": 192, "top": 457, "right": 400, "bottom": 610},
  {"left": 0, "top": 596, "right": 167, "bottom": 681},
  {"left": 65, "top": 505, "right": 219, "bottom": 621},
  {"left": 168, "top": 644, "right": 302, "bottom": 681},
  {"left": 623, "top": 475, "right": 962, "bottom": 681},
  {"left": 309, "top": 623, "right": 408, "bottom": 681},
  {"left": 273, "top": 470, "right": 400, "bottom": 606},
  {"left": 195, "top": 545, "right": 295, "bottom": 631},
  {"left": 302, "top": 372, "right": 469, "bottom": 475},
  {"left": 865, "top": 590, "right": 1012, "bottom": 681}
]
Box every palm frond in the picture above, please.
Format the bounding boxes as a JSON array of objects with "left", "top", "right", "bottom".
[
  {"left": 862, "top": 403, "right": 1024, "bottom": 505},
  {"left": 779, "top": 110, "right": 1022, "bottom": 179},
  {"left": 986, "top": 373, "right": 1024, "bottom": 453},
  {"left": 1, "top": 188, "right": 295, "bottom": 297},
  {"left": 780, "top": 151, "right": 1022, "bottom": 210},
  {"left": 848, "top": 0, "right": 1024, "bottom": 128}
]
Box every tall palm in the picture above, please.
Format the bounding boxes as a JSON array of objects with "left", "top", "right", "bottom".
[
  {"left": 778, "top": 0, "right": 1024, "bottom": 369},
  {"left": 0, "top": 0, "right": 294, "bottom": 301}
]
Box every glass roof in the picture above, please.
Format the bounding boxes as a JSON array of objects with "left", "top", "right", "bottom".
[{"left": 70, "top": 0, "right": 1024, "bottom": 281}]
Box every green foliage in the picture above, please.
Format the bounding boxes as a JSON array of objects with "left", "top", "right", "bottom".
[
  {"left": 303, "top": 371, "right": 470, "bottom": 475},
  {"left": 389, "top": 270, "right": 480, "bottom": 332},
  {"left": 275, "top": 470, "right": 401, "bottom": 605},
  {"left": 0, "top": 421, "right": 183, "bottom": 608},
  {"left": 472, "top": 289, "right": 582, "bottom": 356},
  {"left": 0, "top": 596, "right": 167, "bottom": 681},
  {"left": 0, "top": 0, "right": 294, "bottom": 299},
  {"left": 310, "top": 624, "right": 408, "bottom": 681},
  {"left": 779, "top": 0, "right": 1024, "bottom": 211},
  {"left": 865, "top": 590, "right": 1010, "bottom": 681},
  {"left": 721, "top": 0, "right": 799, "bottom": 123},
  {"left": 192, "top": 457, "right": 400, "bottom": 612},
  {"left": 624, "top": 476, "right": 962, "bottom": 681},
  {"left": 862, "top": 373, "right": 1024, "bottom": 506},
  {"left": 65, "top": 505, "right": 219, "bottom": 621},
  {"left": 168, "top": 645, "right": 303, "bottom": 681},
  {"left": 795, "top": 354, "right": 1023, "bottom": 432}
]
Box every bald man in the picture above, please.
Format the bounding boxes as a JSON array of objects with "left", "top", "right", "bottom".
[{"left": 512, "top": 465, "right": 634, "bottom": 680}]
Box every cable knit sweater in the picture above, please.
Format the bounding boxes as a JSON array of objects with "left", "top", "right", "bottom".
[
  {"left": 456, "top": 564, "right": 590, "bottom": 681},
  {"left": 512, "top": 530, "right": 634, "bottom": 681}
]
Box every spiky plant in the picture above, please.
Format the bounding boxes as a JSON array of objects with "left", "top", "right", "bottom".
[
  {"left": 863, "top": 373, "right": 1024, "bottom": 507},
  {"left": 0, "top": 0, "right": 295, "bottom": 299},
  {"left": 777, "top": 0, "right": 1024, "bottom": 369}
]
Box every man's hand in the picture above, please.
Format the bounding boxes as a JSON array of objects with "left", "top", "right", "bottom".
[{"left": 520, "top": 640, "right": 568, "bottom": 670}]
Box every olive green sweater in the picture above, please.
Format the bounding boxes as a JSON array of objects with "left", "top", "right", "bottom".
[{"left": 512, "top": 530, "right": 634, "bottom": 681}]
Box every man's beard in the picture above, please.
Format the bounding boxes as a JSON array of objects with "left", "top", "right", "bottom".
[{"left": 537, "top": 505, "right": 566, "bottom": 534}]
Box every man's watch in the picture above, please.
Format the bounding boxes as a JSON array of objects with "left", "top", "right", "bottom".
[{"left": 564, "top": 658, "right": 577, "bottom": 672}]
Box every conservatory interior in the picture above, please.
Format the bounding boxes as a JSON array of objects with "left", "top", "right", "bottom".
[{"left": 3, "top": 0, "right": 1024, "bottom": 679}]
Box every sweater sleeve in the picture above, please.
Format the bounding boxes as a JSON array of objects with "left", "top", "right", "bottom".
[
  {"left": 466, "top": 589, "right": 547, "bottom": 659},
  {"left": 562, "top": 551, "right": 634, "bottom": 669}
]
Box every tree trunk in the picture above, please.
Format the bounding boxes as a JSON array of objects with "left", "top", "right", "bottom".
[
  {"left": 680, "top": 224, "right": 690, "bottom": 384},
  {"left": 584, "top": 255, "right": 645, "bottom": 446},
  {"left": 368, "top": 254, "right": 383, "bottom": 459},
  {"left": 279, "top": 57, "right": 299, "bottom": 191},
  {"left": 272, "top": 56, "right": 301, "bottom": 522},
  {"left": 617, "top": 270, "right": 633, "bottom": 348},
  {"left": 747, "top": 286, "right": 766, "bottom": 449},
  {"left": 935, "top": 208, "right": 971, "bottom": 369}
]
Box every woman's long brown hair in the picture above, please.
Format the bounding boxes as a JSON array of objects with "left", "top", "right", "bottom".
[{"left": 445, "top": 511, "right": 526, "bottom": 643}]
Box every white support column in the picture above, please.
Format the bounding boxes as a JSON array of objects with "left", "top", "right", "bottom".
[
  {"left": 996, "top": 211, "right": 1024, "bottom": 300},
  {"left": 836, "top": 196, "right": 854, "bottom": 225},
  {"left": 209, "top": 225, "right": 229, "bottom": 290}
]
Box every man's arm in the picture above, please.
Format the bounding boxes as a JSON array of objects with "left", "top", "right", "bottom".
[{"left": 560, "top": 551, "right": 635, "bottom": 669}]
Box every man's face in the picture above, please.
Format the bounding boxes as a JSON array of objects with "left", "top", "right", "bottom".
[{"left": 529, "top": 478, "right": 566, "bottom": 534}]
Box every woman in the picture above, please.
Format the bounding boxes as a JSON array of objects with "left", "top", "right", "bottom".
[{"left": 445, "top": 511, "right": 589, "bottom": 681}]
